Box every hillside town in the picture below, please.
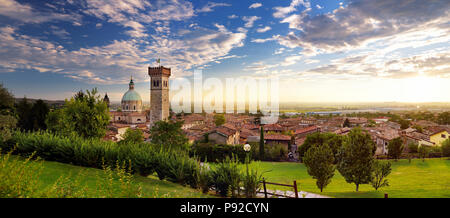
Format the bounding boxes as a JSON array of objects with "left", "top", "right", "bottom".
[{"left": 102, "top": 72, "right": 450, "bottom": 160}]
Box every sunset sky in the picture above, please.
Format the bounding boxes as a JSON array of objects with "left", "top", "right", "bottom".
[{"left": 0, "top": 0, "right": 449, "bottom": 103}]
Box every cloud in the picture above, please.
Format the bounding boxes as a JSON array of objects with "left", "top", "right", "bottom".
[
  {"left": 316, "top": 4, "right": 323, "bottom": 9},
  {"left": 228, "top": 14, "right": 238, "bottom": 19},
  {"left": 251, "top": 35, "right": 280, "bottom": 43},
  {"left": 276, "top": 0, "right": 450, "bottom": 55},
  {"left": 249, "top": 3, "right": 262, "bottom": 9},
  {"left": 0, "top": 23, "right": 246, "bottom": 83},
  {"left": 273, "top": 0, "right": 310, "bottom": 18},
  {"left": 85, "top": 0, "right": 195, "bottom": 38},
  {"left": 197, "top": 2, "right": 231, "bottom": 13},
  {"left": 256, "top": 26, "right": 271, "bottom": 33},
  {"left": 302, "top": 50, "right": 450, "bottom": 80},
  {"left": 242, "top": 16, "right": 261, "bottom": 28},
  {"left": 0, "top": 0, "right": 82, "bottom": 24}
]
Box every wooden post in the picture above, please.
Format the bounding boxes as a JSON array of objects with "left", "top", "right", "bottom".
[
  {"left": 293, "top": 180, "right": 299, "bottom": 198},
  {"left": 263, "top": 178, "right": 268, "bottom": 198},
  {"left": 384, "top": 193, "right": 388, "bottom": 199}
]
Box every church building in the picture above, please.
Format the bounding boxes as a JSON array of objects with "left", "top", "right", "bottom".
[{"left": 109, "top": 77, "right": 147, "bottom": 124}]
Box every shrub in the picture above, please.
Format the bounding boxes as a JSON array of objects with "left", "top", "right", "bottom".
[
  {"left": 197, "top": 164, "right": 212, "bottom": 194},
  {"left": 242, "top": 161, "right": 263, "bottom": 198},
  {"left": 0, "top": 149, "right": 142, "bottom": 198},
  {"left": 408, "top": 142, "right": 419, "bottom": 153},
  {"left": 191, "top": 143, "right": 256, "bottom": 163},
  {"left": 442, "top": 139, "right": 450, "bottom": 157},
  {"left": 210, "top": 155, "right": 242, "bottom": 197}
]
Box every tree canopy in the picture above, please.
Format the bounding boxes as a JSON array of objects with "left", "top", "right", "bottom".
[{"left": 337, "top": 128, "right": 376, "bottom": 191}]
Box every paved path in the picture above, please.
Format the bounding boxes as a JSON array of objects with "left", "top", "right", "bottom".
[{"left": 256, "top": 189, "right": 330, "bottom": 198}]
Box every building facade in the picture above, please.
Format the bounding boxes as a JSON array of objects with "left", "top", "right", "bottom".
[{"left": 148, "top": 66, "right": 171, "bottom": 124}]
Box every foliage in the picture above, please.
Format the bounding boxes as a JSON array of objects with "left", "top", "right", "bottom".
[
  {"left": 298, "top": 132, "right": 344, "bottom": 163},
  {"left": 46, "top": 89, "right": 109, "bottom": 139},
  {"left": 263, "top": 143, "right": 288, "bottom": 161},
  {"left": 150, "top": 120, "right": 188, "bottom": 150},
  {"left": 16, "top": 97, "right": 33, "bottom": 131},
  {"left": 343, "top": 118, "right": 350, "bottom": 127},
  {"left": 337, "top": 128, "right": 375, "bottom": 191},
  {"left": 0, "top": 84, "right": 15, "bottom": 116},
  {"left": 191, "top": 143, "right": 254, "bottom": 163},
  {"left": 119, "top": 128, "right": 144, "bottom": 145},
  {"left": 408, "top": 142, "right": 419, "bottom": 153},
  {"left": 197, "top": 164, "right": 212, "bottom": 193},
  {"left": 259, "top": 126, "right": 264, "bottom": 159},
  {"left": 387, "top": 137, "right": 404, "bottom": 160},
  {"left": 418, "top": 145, "right": 429, "bottom": 161},
  {"left": 213, "top": 114, "right": 226, "bottom": 126},
  {"left": 437, "top": 112, "right": 450, "bottom": 125},
  {"left": 242, "top": 160, "right": 263, "bottom": 198},
  {"left": 303, "top": 144, "right": 335, "bottom": 192},
  {"left": 370, "top": 160, "right": 391, "bottom": 190},
  {"left": 210, "top": 155, "right": 242, "bottom": 197},
  {"left": 30, "top": 99, "right": 49, "bottom": 131},
  {"left": 0, "top": 149, "right": 141, "bottom": 198},
  {"left": 0, "top": 115, "right": 17, "bottom": 144},
  {"left": 442, "top": 139, "right": 450, "bottom": 157}
]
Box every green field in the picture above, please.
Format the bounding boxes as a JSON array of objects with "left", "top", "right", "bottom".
[
  {"left": 258, "top": 158, "right": 450, "bottom": 198},
  {"left": 15, "top": 156, "right": 210, "bottom": 198}
]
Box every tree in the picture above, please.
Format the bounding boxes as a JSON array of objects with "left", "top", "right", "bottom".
[
  {"left": 0, "top": 84, "right": 17, "bottom": 143},
  {"left": 16, "top": 97, "right": 33, "bottom": 131},
  {"left": 418, "top": 145, "right": 429, "bottom": 162},
  {"left": 150, "top": 120, "right": 188, "bottom": 150},
  {"left": 30, "top": 99, "right": 49, "bottom": 131},
  {"left": 337, "top": 128, "right": 376, "bottom": 191},
  {"left": 437, "top": 112, "right": 450, "bottom": 125},
  {"left": 399, "top": 119, "right": 411, "bottom": 130},
  {"left": 441, "top": 139, "right": 450, "bottom": 157},
  {"left": 46, "top": 88, "right": 109, "bottom": 138},
  {"left": 343, "top": 118, "right": 350, "bottom": 127},
  {"left": 298, "top": 132, "right": 343, "bottom": 163},
  {"left": 119, "top": 128, "right": 144, "bottom": 145},
  {"left": 214, "top": 114, "right": 225, "bottom": 126},
  {"left": 371, "top": 160, "right": 391, "bottom": 191},
  {"left": 0, "top": 84, "right": 15, "bottom": 116},
  {"left": 259, "top": 126, "right": 264, "bottom": 160},
  {"left": 303, "top": 144, "right": 335, "bottom": 192},
  {"left": 387, "top": 137, "right": 404, "bottom": 161},
  {"left": 407, "top": 142, "right": 419, "bottom": 153}
]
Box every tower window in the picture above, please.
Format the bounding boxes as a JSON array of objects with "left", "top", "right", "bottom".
[{"left": 134, "top": 105, "right": 136, "bottom": 110}]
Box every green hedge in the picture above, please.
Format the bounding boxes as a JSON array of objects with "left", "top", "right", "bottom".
[
  {"left": 1, "top": 131, "right": 200, "bottom": 188},
  {"left": 190, "top": 143, "right": 255, "bottom": 163},
  {"left": 190, "top": 142, "right": 287, "bottom": 162}
]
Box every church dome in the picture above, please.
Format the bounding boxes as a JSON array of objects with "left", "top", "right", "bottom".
[
  {"left": 121, "top": 89, "right": 142, "bottom": 102},
  {"left": 121, "top": 77, "right": 142, "bottom": 112}
]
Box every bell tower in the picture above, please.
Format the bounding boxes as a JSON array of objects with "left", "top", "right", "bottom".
[{"left": 148, "top": 66, "right": 171, "bottom": 124}]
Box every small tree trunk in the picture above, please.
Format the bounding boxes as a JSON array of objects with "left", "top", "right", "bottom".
[{"left": 356, "top": 184, "right": 359, "bottom": 192}]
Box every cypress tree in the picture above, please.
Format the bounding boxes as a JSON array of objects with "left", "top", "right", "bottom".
[{"left": 259, "top": 126, "right": 264, "bottom": 159}]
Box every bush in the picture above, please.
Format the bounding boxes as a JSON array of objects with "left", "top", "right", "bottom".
[
  {"left": 442, "top": 139, "right": 450, "bottom": 157},
  {"left": 191, "top": 143, "right": 254, "bottom": 163},
  {"left": 210, "top": 155, "right": 242, "bottom": 197},
  {"left": 1, "top": 130, "right": 201, "bottom": 188},
  {"left": 242, "top": 160, "right": 263, "bottom": 198},
  {"left": 197, "top": 164, "right": 212, "bottom": 194},
  {"left": 0, "top": 149, "right": 142, "bottom": 198},
  {"left": 408, "top": 142, "right": 418, "bottom": 153},
  {"left": 263, "top": 143, "right": 288, "bottom": 161}
]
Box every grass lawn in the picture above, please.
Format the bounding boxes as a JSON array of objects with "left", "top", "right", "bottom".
[
  {"left": 257, "top": 158, "right": 450, "bottom": 198},
  {"left": 13, "top": 156, "right": 211, "bottom": 198}
]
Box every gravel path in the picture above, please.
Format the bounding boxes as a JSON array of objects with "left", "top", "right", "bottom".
[{"left": 256, "top": 189, "right": 330, "bottom": 198}]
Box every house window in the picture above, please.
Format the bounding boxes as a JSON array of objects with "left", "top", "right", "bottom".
[
  {"left": 134, "top": 105, "right": 136, "bottom": 110},
  {"left": 442, "top": 134, "right": 446, "bottom": 138},
  {"left": 126, "top": 105, "right": 129, "bottom": 110}
]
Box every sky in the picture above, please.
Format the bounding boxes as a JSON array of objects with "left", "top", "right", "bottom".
[{"left": 0, "top": 0, "right": 449, "bottom": 103}]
